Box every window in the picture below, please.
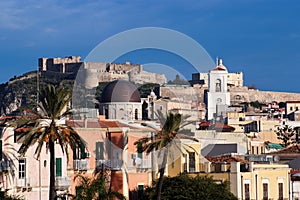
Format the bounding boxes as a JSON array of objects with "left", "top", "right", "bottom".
[
  {"left": 96, "top": 142, "right": 104, "bottom": 160},
  {"left": 73, "top": 144, "right": 86, "bottom": 160},
  {"left": 256, "top": 146, "right": 259, "bottom": 154},
  {"left": 290, "top": 106, "right": 293, "bottom": 111},
  {"left": 215, "top": 79, "right": 221, "bottom": 92},
  {"left": 261, "top": 146, "right": 264, "bottom": 154},
  {"left": 56, "top": 158, "right": 62, "bottom": 177},
  {"left": 244, "top": 184, "right": 250, "bottom": 200},
  {"left": 278, "top": 183, "right": 283, "bottom": 200},
  {"left": 105, "top": 107, "right": 109, "bottom": 119},
  {"left": 188, "top": 152, "right": 195, "bottom": 172},
  {"left": 251, "top": 146, "right": 255, "bottom": 154},
  {"left": 296, "top": 107, "right": 299, "bottom": 111},
  {"left": 235, "top": 95, "right": 241, "bottom": 100},
  {"left": 183, "top": 154, "right": 187, "bottom": 172},
  {"left": 18, "top": 159, "right": 26, "bottom": 179},
  {"left": 263, "top": 183, "right": 268, "bottom": 200},
  {"left": 135, "top": 109, "right": 138, "bottom": 120}
]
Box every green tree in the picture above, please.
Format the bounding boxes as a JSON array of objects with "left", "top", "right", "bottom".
[
  {"left": 9, "top": 84, "right": 86, "bottom": 200},
  {"left": 250, "top": 101, "right": 262, "bottom": 109},
  {"left": 135, "top": 111, "right": 197, "bottom": 200},
  {"left": 73, "top": 167, "right": 125, "bottom": 200},
  {"left": 140, "top": 174, "right": 237, "bottom": 200},
  {"left": 276, "top": 125, "right": 296, "bottom": 146}
]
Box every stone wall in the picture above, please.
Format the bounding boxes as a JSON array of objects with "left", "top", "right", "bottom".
[{"left": 230, "top": 86, "right": 300, "bottom": 104}]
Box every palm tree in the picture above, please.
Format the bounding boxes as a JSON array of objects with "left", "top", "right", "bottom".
[
  {"left": 135, "top": 111, "right": 198, "bottom": 200},
  {"left": 73, "top": 166, "right": 125, "bottom": 200},
  {"left": 9, "top": 84, "right": 86, "bottom": 200}
]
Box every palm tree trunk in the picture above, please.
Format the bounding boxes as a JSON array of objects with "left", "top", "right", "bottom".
[
  {"left": 49, "top": 140, "right": 56, "bottom": 200},
  {"left": 156, "top": 150, "right": 167, "bottom": 200}
]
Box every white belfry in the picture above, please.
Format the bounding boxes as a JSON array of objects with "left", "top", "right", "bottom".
[{"left": 207, "top": 59, "right": 231, "bottom": 120}]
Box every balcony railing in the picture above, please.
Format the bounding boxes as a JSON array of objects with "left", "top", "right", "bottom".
[
  {"left": 136, "top": 158, "right": 152, "bottom": 169},
  {"left": 73, "top": 159, "right": 90, "bottom": 171},
  {"left": 96, "top": 159, "right": 123, "bottom": 170},
  {"left": 55, "top": 176, "right": 70, "bottom": 190},
  {"left": 17, "top": 177, "right": 31, "bottom": 188}
]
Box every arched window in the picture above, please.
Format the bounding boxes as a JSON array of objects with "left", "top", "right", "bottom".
[
  {"left": 135, "top": 109, "right": 138, "bottom": 120},
  {"left": 104, "top": 106, "right": 109, "bottom": 119},
  {"left": 215, "top": 79, "right": 221, "bottom": 92}
]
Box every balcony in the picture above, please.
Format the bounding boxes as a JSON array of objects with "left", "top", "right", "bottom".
[
  {"left": 136, "top": 158, "right": 152, "bottom": 169},
  {"left": 17, "top": 177, "right": 31, "bottom": 188},
  {"left": 96, "top": 159, "right": 123, "bottom": 170},
  {"left": 55, "top": 176, "right": 70, "bottom": 190},
  {"left": 73, "top": 160, "right": 90, "bottom": 171}
]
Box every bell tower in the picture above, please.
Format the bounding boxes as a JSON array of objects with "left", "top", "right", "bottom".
[{"left": 206, "top": 59, "right": 230, "bottom": 120}]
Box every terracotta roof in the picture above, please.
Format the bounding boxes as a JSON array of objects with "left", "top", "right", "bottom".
[
  {"left": 199, "top": 121, "right": 211, "bottom": 127},
  {"left": 211, "top": 66, "right": 227, "bottom": 71},
  {"left": 210, "top": 59, "right": 228, "bottom": 71},
  {"left": 213, "top": 122, "right": 235, "bottom": 132},
  {"left": 205, "top": 155, "right": 248, "bottom": 164}
]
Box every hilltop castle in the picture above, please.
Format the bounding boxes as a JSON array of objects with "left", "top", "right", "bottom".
[{"left": 38, "top": 56, "right": 166, "bottom": 88}]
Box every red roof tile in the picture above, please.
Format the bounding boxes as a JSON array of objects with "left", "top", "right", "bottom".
[{"left": 205, "top": 155, "right": 248, "bottom": 164}]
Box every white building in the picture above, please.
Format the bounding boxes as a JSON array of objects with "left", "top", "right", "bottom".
[
  {"left": 0, "top": 124, "right": 70, "bottom": 199},
  {"left": 206, "top": 59, "right": 231, "bottom": 120}
]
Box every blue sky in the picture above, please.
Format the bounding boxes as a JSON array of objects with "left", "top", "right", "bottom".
[{"left": 0, "top": 0, "right": 299, "bottom": 92}]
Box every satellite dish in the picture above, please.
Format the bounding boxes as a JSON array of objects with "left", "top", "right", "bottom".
[
  {"left": 273, "top": 156, "right": 280, "bottom": 162},
  {"left": 135, "top": 157, "right": 142, "bottom": 165}
]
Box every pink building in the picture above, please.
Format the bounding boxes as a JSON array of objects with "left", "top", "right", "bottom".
[{"left": 67, "top": 119, "right": 152, "bottom": 199}]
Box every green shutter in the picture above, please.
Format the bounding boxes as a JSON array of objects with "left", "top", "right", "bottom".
[
  {"left": 56, "top": 158, "right": 62, "bottom": 177},
  {"left": 137, "top": 184, "right": 144, "bottom": 199},
  {"left": 80, "top": 144, "right": 86, "bottom": 159},
  {"left": 96, "top": 142, "right": 104, "bottom": 160}
]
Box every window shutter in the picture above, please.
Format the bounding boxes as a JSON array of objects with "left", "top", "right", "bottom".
[
  {"left": 96, "top": 142, "right": 104, "bottom": 160},
  {"left": 80, "top": 144, "right": 86, "bottom": 159},
  {"left": 56, "top": 158, "right": 62, "bottom": 177}
]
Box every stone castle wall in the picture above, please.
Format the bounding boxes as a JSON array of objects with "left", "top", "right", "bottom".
[
  {"left": 38, "top": 56, "right": 167, "bottom": 88},
  {"left": 160, "top": 84, "right": 300, "bottom": 107},
  {"left": 229, "top": 86, "right": 300, "bottom": 104}
]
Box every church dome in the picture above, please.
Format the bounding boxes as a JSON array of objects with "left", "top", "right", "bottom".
[
  {"left": 101, "top": 80, "right": 141, "bottom": 103},
  {"left": 211, "top": 59, "right": 228, "bottom": 71}
]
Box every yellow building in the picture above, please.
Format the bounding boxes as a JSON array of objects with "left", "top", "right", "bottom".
[
  {"left": 189, "top": 155, "right": 290, "bottom": 200},
  {"left": 166, "top": 139, "right": 202, "bottom": 177},
  {"left": 231, "top": 162, "right": 290, "bottom": 200}
]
